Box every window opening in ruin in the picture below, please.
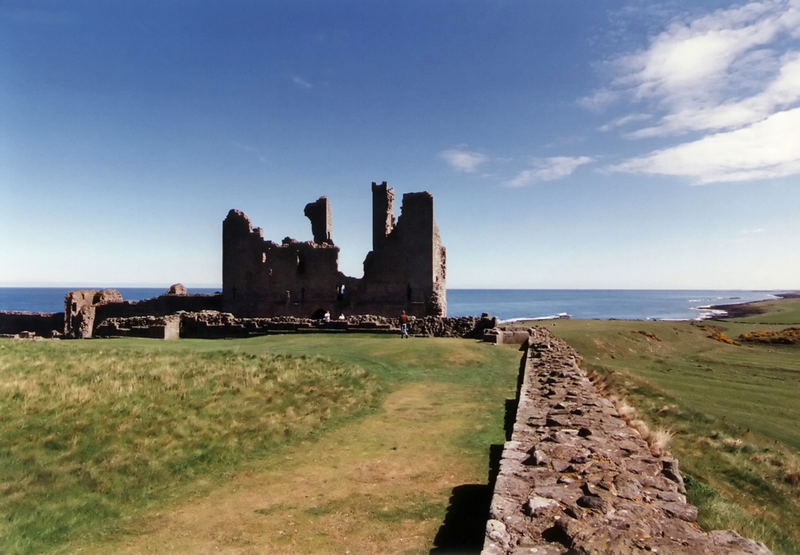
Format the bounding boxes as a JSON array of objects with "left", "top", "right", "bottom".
[
  {"left": 337, "top": 284, "right": 345, "bottom": 301},
  {"left": 297, "top": 252, "right": 306, "bottom": 274}
]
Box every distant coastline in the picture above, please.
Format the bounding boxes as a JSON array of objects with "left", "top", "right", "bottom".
[
  {"left": 2, "top": 287, "right": 783, "bottom": 322},
  {"left": 708, "top": 291, "right": 800, "bottom": 319},
  {"left": 1, "top": 288, "right": 791, "bottom": 322}
]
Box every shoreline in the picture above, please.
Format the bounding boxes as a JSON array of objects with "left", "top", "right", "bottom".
[{"left": 707, "top": 291, "right": 800, "bottom": 319}]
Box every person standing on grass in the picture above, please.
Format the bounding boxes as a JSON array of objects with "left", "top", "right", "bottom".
[{"left": 400, "top": 310, "right": 409, "bottom": 339}]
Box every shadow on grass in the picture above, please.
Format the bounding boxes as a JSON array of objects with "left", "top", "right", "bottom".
[
  {"left": 430, "top": 441, "right": 506, "bottom": 553},
  {"left": 430, "top": 483, "right": 492, "bottom": 553},
  {"left": 431, "top": 359, "right": 522, "bottom": 554}
]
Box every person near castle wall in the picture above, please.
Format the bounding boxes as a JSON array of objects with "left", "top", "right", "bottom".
[{"left": 400, "top": 310, "right": 409, "bottom": 338}]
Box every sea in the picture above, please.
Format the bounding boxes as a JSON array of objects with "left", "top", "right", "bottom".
[{"left": 0, "top": 287, "right": 781, "bottom": 321}]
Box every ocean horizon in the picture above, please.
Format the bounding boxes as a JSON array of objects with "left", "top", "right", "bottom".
[{"left": 0, "top": 287, "right": 782, "bottom": 321}]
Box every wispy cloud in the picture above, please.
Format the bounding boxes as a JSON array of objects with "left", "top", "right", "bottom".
[
  {"left": 504, "top": 156, "right": 594, "bottom": 188},
  {"left": 609, "top": 107, "right": 800, "bottom": 183},
  {"left": 291, "top": 75, "right": 312, "bottom": 89},
  {"left": 439, "top": 147, "right": 488, "bottom": 173},
  {"left": 614, "top": 1, "right": 799, "bottom": 109},
  {"left": 627, "top": 50, "right": 800, "bottom": 138},
  {"left": 588, "top": 0, "right": 800, "bottom": 184},
  {"left": 598, "top": 113, "right": 652, "bottom": 132},
  {"left": 231, "top": 140, "right": 267, "bottom": 163},
  {"left": 577, "top": 88, "right": 620, "bottom": 112}
]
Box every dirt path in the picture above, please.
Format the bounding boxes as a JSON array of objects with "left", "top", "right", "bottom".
[{"left": 80, "top": 382, "right": 486, "bottom": 554}]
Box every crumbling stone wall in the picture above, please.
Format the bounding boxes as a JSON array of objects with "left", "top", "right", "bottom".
[
  {"left": 64, "top": 289, "right": 123, "bottom": 338},
  {"left": 483, "top": 328, "right": 770, "bottom": 555},
  {"left": 95, "top": 314, "right": 180, "bottom": 340},
  {"left": 304, "top": 196, "right": 332, "bottom": 245},
  {"left": 64, "top": 287, "right": 221, "bottom": 338},
  {"left": 222, "top": 182, "right": 446, "bottom": 318},
  {"left": 222, "top": 208, "right": 356, "bottom": 318},
  {"left": 360, "top": 183, "right": 447, "bottom": 316},
  {"left": 0, "top": 311, "right": 64, "bottom": 337}
]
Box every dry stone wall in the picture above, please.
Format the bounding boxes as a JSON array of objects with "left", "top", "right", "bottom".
[{"left": 484, "top": 328, "right": 770, "bottom": 555}]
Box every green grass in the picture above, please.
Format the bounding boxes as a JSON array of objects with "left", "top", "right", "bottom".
[
  {"left": 0, "top": 341, "right": 379, "bottom": 554},
  {"left": 534, "top": 309, "right": 800, "bottom": 554},
  {"left": 0, "top": 335, "right": 520, "bottom": 553},
  {"left": 720, "top": 297, "right": 800, "bottom": 325}
]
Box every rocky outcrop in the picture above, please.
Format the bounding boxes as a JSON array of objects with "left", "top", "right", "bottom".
[{"left": 483, "top": 328, "right": 770, "bottom": 555}]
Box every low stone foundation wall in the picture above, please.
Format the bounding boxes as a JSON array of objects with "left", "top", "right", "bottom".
[
  {"left": 0, "top": 311, "right": 64, "bottom": 337},
  {"left": 483, "top": 328, "right": 770, "bottom": 555},
  {"left": 94, "top": 315, "right": 180, "bottom": 340},
  {"left": 92, "top": 311, "right": 486, "bottom": 339},
  {"left": 483, "top": 325, "right": 535, "bottom": 345},
  {"left": 65, "top": 288, "right": 222, "bottom": 338}
]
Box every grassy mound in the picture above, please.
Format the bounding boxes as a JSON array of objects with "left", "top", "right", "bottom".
[{"left": 0, "top": 342, "right": 378, "bottom": 553}]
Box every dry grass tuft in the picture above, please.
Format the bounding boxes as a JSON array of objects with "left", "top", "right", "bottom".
[
  {"left": 649, "top": 427, "right": 674, "bottom": 457},
  {"left": 722, "top": 437, "right": 743, "bottom": 450},
  {"left": 632, "top": 330, "right": 661, "bottom": 341},
  {"left": 629, "top": 419, "right": 650, "bottom": 439},
  {"left": 616, "top": 400, "right": 637, "bottom": 421}
]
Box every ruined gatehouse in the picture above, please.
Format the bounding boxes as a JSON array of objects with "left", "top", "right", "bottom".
[{"left": 223, "top": 182, "right": 447, "bottom": 318}]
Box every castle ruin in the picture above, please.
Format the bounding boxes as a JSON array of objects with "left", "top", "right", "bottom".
[{"left": 222, "top": 182, "right": 446, "bottom": 318}]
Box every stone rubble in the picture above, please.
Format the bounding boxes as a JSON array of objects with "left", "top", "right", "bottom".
[{"left": 483, "top": 327, "right": 771, "bottom": 555}]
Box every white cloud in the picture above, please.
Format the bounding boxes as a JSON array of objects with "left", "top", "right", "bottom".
[
  {"left": 586, "top": 0, "right": 800, "bottom": 184},
  {"left": 628, "top": 50, "right": 800, "bottom": 137},
  {"left": 291, "top": 75, "right": 312, "bottom": 89},
  {"left": 615, "top": 0, "right": 800, "bottom": 108},
  {"left": 504, "top": 156, "right": 594, "bottom": 188},
  {"left": 609, "top": 107, "right": 800, "bottom": 183},
  {"left": 439, "top": 148, "right": 488, "bottom": 173}
]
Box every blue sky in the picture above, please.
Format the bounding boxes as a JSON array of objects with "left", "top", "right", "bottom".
[{"left": 2, "top": 0, "right": 798, "bottom": 289}]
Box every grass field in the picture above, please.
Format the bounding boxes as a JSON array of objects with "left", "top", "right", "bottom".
[
  {"left": 0, "top": 334, "right": 521, "bottom": 554},
  {"left": 535, "top": 298, "right": 800, "bottom": 554},
  {"left": 3, "top": 299, "right": 798, "bottom": 553}
]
